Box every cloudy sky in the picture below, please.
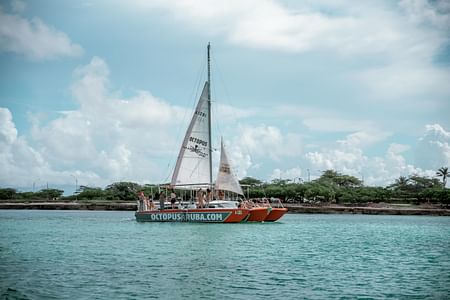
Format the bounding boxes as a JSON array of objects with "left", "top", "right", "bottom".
[{"left": 1, "top": 0, "right": 449, "bottom": 193}]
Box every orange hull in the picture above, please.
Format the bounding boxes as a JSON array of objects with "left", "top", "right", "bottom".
[
  {"left": 247, "top": 207, "right": 270, "bottom": 222},
  {"left": 264, "top": 207, "right": 288, "bottom": 222},
  {"left": 135, "top": 208, "right": 250, "bottom": 223}
]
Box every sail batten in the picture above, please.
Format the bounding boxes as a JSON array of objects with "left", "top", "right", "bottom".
[
  {"left": 171, "top": 82, "right": 212, "bottom": 187},
  {"left": 215, "top": 138, "right": 244, "bottom": 195}
]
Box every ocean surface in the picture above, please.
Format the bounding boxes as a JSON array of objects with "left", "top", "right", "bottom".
[{"left": 1, "top": 210, "right": 449, "bottom": 300}]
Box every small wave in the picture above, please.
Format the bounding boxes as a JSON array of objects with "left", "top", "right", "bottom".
[{"left": 1, "top": 287, "right": 30, "bottom": 300}]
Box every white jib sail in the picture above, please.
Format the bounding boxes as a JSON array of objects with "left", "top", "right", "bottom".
[
  {"left": 215, "top": 138, "right": 244, "bottom": 195},
  {"left": 171, "top": 82, "right": 211, "bottom": 187}
]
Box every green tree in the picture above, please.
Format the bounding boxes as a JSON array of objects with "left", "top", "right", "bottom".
[
  {"left": 35, "top": 189, "right": 64, "bottom": 200},
  {"left": 77, "top": 187, "right": 106, "bottom": 200},
  {"left": 389, "top": 176, "right": 410, "bottom": 191},
  {"left": 16, "top": 191, "right": 36, "bottom": 200},
  {"left": 105, "top": 182, "right": 141, "bottom": 201},
  {"left": 264, "top": 185, "right": 285, "bottom": 198},
  {"left": 316, "top": 170, "right": 362, "bottom": 187},
  {"left": 0, "top": 188, "right": 17, "bottom": 200},
  {"left": 239, "top": 177, "right": 262, "bottom": 186},
  {"left": 409, "top": 175, "right": 441, "bottom": 192},
  {"left": 304, "top": 182, "right": 335, "bottom": 202},
  {"left": 271, "top": 178, "right": 291, "bottom": 185},
  {"left": 436, "top": 167, "right": 448, "bottom": 187}
]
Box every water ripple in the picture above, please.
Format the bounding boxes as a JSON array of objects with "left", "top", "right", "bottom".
[{"left": 1, "top": 211, "right": 449, "bottom": 299}]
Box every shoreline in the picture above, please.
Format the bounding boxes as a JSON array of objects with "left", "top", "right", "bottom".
[
  {"left": 284, "top": 204, "right": 450, "bottom": 216},
  {"left": 0, "top": 202, "right": 449, "bottom": 216},
  {"left": 0, "top": 202, "right": 137, "bottom": 211}
]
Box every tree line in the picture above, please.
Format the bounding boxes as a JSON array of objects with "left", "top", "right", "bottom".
[
  {"left": 240, "top": 168, "right": 449, "bottom": 206},
  {"left": 0, "top": 168, "right": 448, "bottom": 206}
]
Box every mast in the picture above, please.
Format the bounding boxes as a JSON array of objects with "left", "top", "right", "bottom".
[{"left": 207, "top": 43, "right": 213, "bottom": 186}]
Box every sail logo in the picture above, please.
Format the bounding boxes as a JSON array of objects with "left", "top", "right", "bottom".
[
  {"left": 195, "top": 110, "right": 207, "bottom": 118},
  {"left": 187, "top": 137, "right": 208, "bottom": 157},
  {"left": 187, "top": 145, "right": 208, "bottom": 157},
  {"left": 189, "top": 137, "right": 207, "bottom": 147},
  {"left": 220, "top": 164, "right": 231, "bottom": 174}
]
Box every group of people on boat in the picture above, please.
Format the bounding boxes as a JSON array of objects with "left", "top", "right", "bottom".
[
  {"left": 196, "top": 188, "right": 214, "bottom": 208},
  {"left": 236, "top": 197, "right": 283, "bottom": 209},
  {"left": 238, "top": 199, "right": 265, "bottom": 209},
  {"left": 137, "top": 189, "right": 284, "bottom": 212},
  {"left": 137, "top": 188, "right": 220, "bottom": 211}
]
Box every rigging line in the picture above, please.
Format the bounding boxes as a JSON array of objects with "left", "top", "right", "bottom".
[
  {"left": 209, "top": 54, "right": 224, "bottom": 154},
  {"left": 211, "top": 50, "right": 253, "bottom": 179},
  {"left": 209, "top": 57, "right": 224, "bottom": 183},
  {"left": 160, "top": 47, "right": 207, "bottom": 183},
  {"left": 211, "top": 85, "right": 220, "bottom": 148}
]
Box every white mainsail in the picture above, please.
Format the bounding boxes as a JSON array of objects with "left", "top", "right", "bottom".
[
  {"left": 171, "top": 82, "right": 211, "bottom": 187},
  {"left": 215, "top": 138, "right": 244, "bottom": 195}
]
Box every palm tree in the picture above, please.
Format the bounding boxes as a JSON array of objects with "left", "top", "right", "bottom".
[
  {"left": 392, "top": 176, "right": 409, "bottom": 190},
  {"left": 436, "top": 167, "right": 448, "bottom": 187}
]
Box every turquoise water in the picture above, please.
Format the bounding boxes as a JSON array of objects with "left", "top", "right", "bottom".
[{"left": 1, "top": 211, "right": 449, "bottom": 299}]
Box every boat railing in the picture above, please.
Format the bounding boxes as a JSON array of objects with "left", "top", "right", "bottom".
[
  {"left": 271, "top": 197, "right": 284, "bottom": 208},
  {"left": 246, "top": 197, "right": 284, "bottom": 208}
]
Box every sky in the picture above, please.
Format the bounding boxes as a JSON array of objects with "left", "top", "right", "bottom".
[{"left": 0, "top": 0, "right": 449, "bottom": 193}]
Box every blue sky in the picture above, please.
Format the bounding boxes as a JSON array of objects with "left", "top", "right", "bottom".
[{"left": 1, "top": 0, "right": 449, "bottom": 193}]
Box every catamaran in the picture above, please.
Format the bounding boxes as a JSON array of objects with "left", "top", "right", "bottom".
[{"left": 135, "top": 44, "right": 287, "bottom": 223}]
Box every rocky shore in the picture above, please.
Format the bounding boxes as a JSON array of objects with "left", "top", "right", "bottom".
[
  {"left": 1, "top": 202, "right": 449, "bottom": 216},
  {"left": 284, "top": 204, "right": 450, "bottom": 216}
]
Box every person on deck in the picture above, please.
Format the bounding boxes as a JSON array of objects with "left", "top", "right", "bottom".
[
  {"left": 206, "top": 188, "right": 212, "bottom": 207},
  {"left": 197, "top": 189, "right": 205, "bottom": 208},
  {"left": 148, "top": 197, "right": 155, "bottom": 210},
  {"left": 152, "top": 192, "right": 158, "bottom": 209},
  {"left": 159, "top": 191, "right": 166, "bottom": 210},
  {"left": 170, "top": 189, "right": 177, "bottom": 209},
  {"left": 137, "top": 191, "right": 145, "bottom": 211}
]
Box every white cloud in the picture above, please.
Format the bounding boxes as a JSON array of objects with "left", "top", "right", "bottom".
[
  {"left": 215, "top": 103, "right": 254, "bottom": 123},
  {"left": 399, "top": 0, "right": 450, "bottom": 29},
  {"left": 0, "top": 6, "right": 83, "bottom": 60},
  {"left": 275, "top": 104, "right": 394, "bottom": 135},
  {"left": 0, "top": 57, "right": 196, "bottom": 189},
  {"left": 0, "top": 108, "right": 18, "bottom": 145},
  {"left": 337, "top": 129, "right": 391, "bottom": 149},
  {"left": 29, "top": 57, "right": 188, "bottom": 183},
  {"left": 237, "top": 124, "right": 303, "bottom": 160},
  {"left": 357, "top": 62, "right": 450, "bottom": 101},
  {"left": 135, "top": 0, "right": 450, "bottom": 104},
  {"left": 270, "top": 167, "right": 303, "bottom": 182},
  {"left": 303, "top": 118, "right": 376, "bottom": 133},
  {"left": 0, "top": 107, "right": 102, "bottom": 188},
  {"left": 415, "top": 124, "right": 450, "bottom": 170},
  {"left": 300, "top": 125, "right": 449, "bottom": 186},
  {"left": 1, "top": 55, "right": 260, "bottom": 190},
  {"left": 305, "top": 147, "right": 367, "bottom": 176},
  {"left": 1, "top": 55, "right": 448, "bottom": 189},
  {"left": 136, "top": 0, "right": 448, "bottom": 59},
  {"left": 389, "top": 143, "right": 411, "bottom": 154}
]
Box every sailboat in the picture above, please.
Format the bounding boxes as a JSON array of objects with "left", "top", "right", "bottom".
[{"left": 135, "top": 44, "right": 286, "bottom": 223}]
